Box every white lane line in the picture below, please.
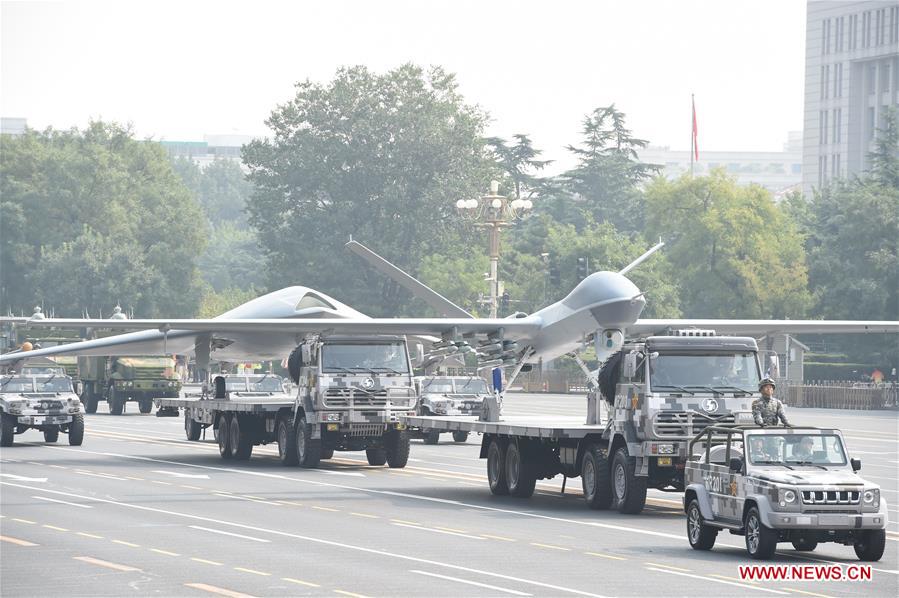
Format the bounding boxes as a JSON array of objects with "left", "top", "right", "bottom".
[
  {"left": 0, "top": 473, "right": 47, "bottom": 482},
  {"left": 32, "top": 495, "right": 92, "bottom": 509},
  {"left": 2, "top": 481, "right": 605, "bottom": 598},
  {"left": 152, "top": 470, "right": 210, "bottom": 479},
  {"left": 73, "top": 556, "right": 141, "bottom": 572},
  {"left": 188, "top": 525, "right": 270, "bottom": 543},
  {"left": 184, "top": 582, "right": 256, "bottom": 597},
  {"left": 645, "top": 567, "right": 789, "bottom": 594},
  {"left": 391, "top": 522, "right": 485, "bottom": 540},
  {"left": 212, "top": 493, "right": 281, "bottom": 506},
  {"left": 0, "top": 535, "right": 38, "bottom": 546},
  {"left": 410, "top": 569, "right": 531, "bottom": 596}
]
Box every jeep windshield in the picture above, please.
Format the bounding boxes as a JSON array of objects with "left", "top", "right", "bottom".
[
  {"left": 747, "top": 433, "right": 848, "bottom": 466},
  {"left": 649, "top": 352, "right": 759, "bottom": 393},
  {"left": 456, "top": 378, "right": 489, "bottom": 394},
  {"left": 422, "top": 378, "right": 455, "bottom": 393},
  {"left": 1, "top": 376, "right": 34, "bottom": 392},
  {"left": 247, "top": 376, "right": 283, "bottom": 392},
  {"left": 321, "top": 342, "right": 409, "bottom": 374},
  {"left": 35, "top": 376, "right": 74, "bottom": 392}
]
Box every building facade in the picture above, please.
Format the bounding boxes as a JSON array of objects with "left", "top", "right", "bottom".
[
  {"left": 802, "top": 1, "right": 899, "bottom": 196},
  {"left": 159, "top": 134, "right": 251, "bottom": 169}
]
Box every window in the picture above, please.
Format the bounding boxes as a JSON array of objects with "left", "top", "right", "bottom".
[
  {"left": 819, "top": 110, "right": 828, "bottom": 145},
  {"left": 876, "top": 8, "right": 885, "bottom": 45},
  {"left": 295, "top": 293, "right": 336, "bottom": 311},
  {"left": 849, "top": 14, "right": 857, "bottom": 49},
  {"left": 881, "top": 63, "right": 890, "bottom": 93},
  {"left": 869, "top": 64, "right": 877, "bottom": 94},
  {"left": 791, "top": 163, "right": 802, "bottom": 175},
  {"left": 834, "top": 154, "right": 841, "bottom": 177},
  {"left": 822, "top": 18, "right": 830, "bottom": 55},
  {"left": 892, "top": 6, "right": 899, "bottom": 43},
  {"left": 837, "top": 16, "right": 844, "bottom": 52},
  {"left": 834, "top": 62, "right": 843, "bottom": 98},
  {"left": 824, "top": 65, "right": 830, "bottom": 99},
  {"left": 833, "top": 108, "right": 842, "bottom": 144}
]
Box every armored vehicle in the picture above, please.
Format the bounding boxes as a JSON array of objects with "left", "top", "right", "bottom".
[
  {"left": 0, "top": 372, "right": 85, "bottom": 446},
  {"left": 155, "top": 335, "right": 416, "bottom": 468},
  {"left": 79, "top": 355, "right": 181, "bottom": 415},
  {"left": 414, "top": 376, "right": 490, "bottom": 444},
  {"left": 404, "top": 331, "right": 759, "bottom": 514},
  {"left": 684, "top": 426, "right": 887, "bottom": 560}
]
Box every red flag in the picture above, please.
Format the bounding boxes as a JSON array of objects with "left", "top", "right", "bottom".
[{"left": 692, "top": 96, "right": 699, "bottom": 161}]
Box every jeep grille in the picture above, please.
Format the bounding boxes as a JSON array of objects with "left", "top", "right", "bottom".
[
  {"left": 652, "top": 412, "right": 736, "bottom": 437},
  {"left": 801, "top": 490, "right": 860, "bottom": 505}
]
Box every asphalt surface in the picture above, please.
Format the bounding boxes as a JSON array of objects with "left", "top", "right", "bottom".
[{"left": 1, "top": 393, "right": 897, "bottom": 598}]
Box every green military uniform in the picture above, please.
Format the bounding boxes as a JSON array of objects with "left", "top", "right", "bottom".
[{"left": 752, "top": 395, "right": 790, "bottom": 426}]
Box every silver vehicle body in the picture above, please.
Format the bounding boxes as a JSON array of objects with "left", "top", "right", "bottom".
[
  {"left": 417, "top": 376, "right": 490, "bottom": 417},
  {"left": 0, "top": 374, "right": 83, "bottom": 437}
]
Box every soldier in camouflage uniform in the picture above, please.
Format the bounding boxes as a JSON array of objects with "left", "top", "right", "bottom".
[{"left": 752, "top": 377, "right": 791, "bottom": 427}]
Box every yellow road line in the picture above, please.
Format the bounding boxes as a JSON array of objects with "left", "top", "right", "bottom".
[
  {"left": 112, "top": 539, "right": 140, "bottom": 548},
  {"left": 43, "top": 525, "right": 69, "bottom": 532},
  {"left": 350, "top": 512, "right": 379, "bottom": 519},
  {"left": 282, "top": 577, "right": 321, "bottom": 588},
  {"left": 48, "top": 464, "right": 68, "bottom": 469},
  {"left": 12, "top": 518, "right": 35, "bottom": 524},
  {"left": 585, "top": 551, "right": 627, "bottom": 561},
  {"left": 530, "top": 542, "right": 570, "bottom": 551},
  {"left": 436, "top": 526, "right": 469, "bottom": 533},
  {"left": 0, "top": 535, "right": 38, "bottom": 546},
  {"left": 481, "top": 534, "right": 516, "bottom": 542},
  {"left": 124, "top": 476, "right": 144, "bottom": 481},
  {"left": 781, "top": 589, "right": 834, "bottom": 598},
  {"left": 333, "top": 591, "right": 369, "bottom": 598},
  {"left": 234, "top": 567, "right": 271, "bottom": 576},
  {"left": 311, "top": 506, "right": 339, "bottom": 512},
  {"left": 150, "top": 548, "right": 181, "bottom": 556},
  {"left": 191, "top": 557, "right": 223, "bottom": 566},
  {"left": 181, "top": 485, "right": 203, "bottom": 490},
  {"left": 645, "top": 562, "right": 691, "bottom": 572},
  {"left": 184, "top": 583, "right": 256, "bottom": 597},
  {"left": 390, "top": 519, "right": 420, "bottom": 526},
  {"left": 151, "top": 480, "right": 172, "bottom": 486},
  {"left": 76, "top": 532, "right": 104, "bottom": 539},
  {"left": 278, "top": 500, "right": 305, "bottom": 507},
  {"left": 73, "top": 556, "right": 141, "bottom": 572}
]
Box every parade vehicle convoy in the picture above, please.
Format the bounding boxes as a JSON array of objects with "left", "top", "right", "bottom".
[
  {"left": 413, "top": 375, "right": 490, "bottom": 444},
  {"left": 79, "top": 355, "right": 181, "bottom": 415},
  {"left": 0, "top": 372, "right": 85, "bottom": 446},
  {"left": 403, "top": 331, "right": 761, "bottom": 514},
  {"left": 683, "top": 425, "right": 887, "bottom": 561},
  {"left": 155, "top": 335, "right": 416, "bottom": 468}
]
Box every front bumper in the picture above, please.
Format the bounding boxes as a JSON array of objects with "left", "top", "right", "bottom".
[
  {"left": 16, "top": 414, "right": 73, "bottom": 425},
  {"left": 767, "top": 512, "right": 887, "bottom": 530}
]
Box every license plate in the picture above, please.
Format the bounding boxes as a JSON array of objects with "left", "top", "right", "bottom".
[{"left": 657, "top": 457, "right": 672, "bottom": 466}]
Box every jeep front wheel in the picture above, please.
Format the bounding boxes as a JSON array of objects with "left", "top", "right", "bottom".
[
  {"left": 686, "top": 499, "right": 717, "bottom": 550},
  {"left": 854, "top": 529, "right": 885, "bottom": 561},
  {"left": 745, "top": 507, "right": 777, "bottom": 559}
]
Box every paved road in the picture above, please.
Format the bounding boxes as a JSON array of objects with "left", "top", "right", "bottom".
[{"left": 1, "top": 393, "right": 897, "bottom": 597}]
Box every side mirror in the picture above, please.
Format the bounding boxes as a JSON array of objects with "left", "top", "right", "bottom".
[
  {"left": 74, "top": 380, "right": 83, "bottom": 396},
  {"left": 411, "top": 342, "right": 425, "bottom": 367},
  {"left": 730, "top": 457, "right": 743, "bottom": 473},
  {"left": 851, "top": 458, "right": 861, "bottom": 472},
  {"left": 623, "top": 352, "right": 638, "bottom": 379}
]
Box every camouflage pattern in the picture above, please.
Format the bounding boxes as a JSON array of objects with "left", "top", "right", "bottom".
[
  {"left": 0, "top": 374, "right": 83, "bottom": 428},
  {"left": 751, "top": 395, "right": 790, "bottom": 426}
]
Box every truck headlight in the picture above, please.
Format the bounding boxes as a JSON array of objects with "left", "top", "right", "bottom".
[{"left": 656, "top": 443, "right": 675, "bottom": 454}]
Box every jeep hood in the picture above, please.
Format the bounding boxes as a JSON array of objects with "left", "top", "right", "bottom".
[{"left": 754, "top": 469, "right": 867, "bottom": 486}]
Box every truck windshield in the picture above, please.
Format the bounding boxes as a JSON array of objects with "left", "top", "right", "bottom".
[
  {"left": 456, "top": 379, "right": 489, "bottom": 394},
  {"left": 34, "top": 376, "right": 74, "bottom": 392},
  {"left": 322, "top": 342, "right": 409, "bottom": 374},
  {"left": 1, "top": 377, "right": 34, "bottom": 392},
  {"left": 748, "top": 434, "right": 847, "bottom": 466},
  {"left": 649, "top": 353, "right": 759, "bottom": 393}
]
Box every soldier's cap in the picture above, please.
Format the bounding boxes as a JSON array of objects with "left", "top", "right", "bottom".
[{"left": 758, "top": 377, "right": 776, "bottom": 390}]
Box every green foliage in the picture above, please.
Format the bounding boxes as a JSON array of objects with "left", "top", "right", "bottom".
[
  {"left": 175, "top": 157, "right": 253, "bottom": 227},
  {"left": 867, "top": 106, "right": 899, "bottom": 189},
  {"left": 0, "top": 121, "right": 207, "bottom": 317},
  {"left": 417, "top": 251, "right": 489, "bottom": 316},
  {"left": 486, "top": 134, "right": 552, "bottom": 200},
  {"left": 243, "top": 64, "right": 491, "bottom": 315},
  {"left": 644, "top": 169, "right": 811, "bottom": 319},
  {"left": 197, "top": 286, "right": 261, "bottom": 319},
  {"left": 197, "top": 222, "right": 265, "bottom": 292}
]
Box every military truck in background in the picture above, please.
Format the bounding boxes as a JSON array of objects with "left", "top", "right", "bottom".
[
  {"left": 1, "top": 372, "right": 85, "bottom": 446},
  {"left": 79, "top": 356, "right": 181, "bottom": 415},
  {"left": 405, "top": 330, "right": 761, "bottom": 514}
]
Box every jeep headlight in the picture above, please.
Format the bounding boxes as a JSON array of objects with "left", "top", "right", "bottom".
[
  {"left": 432, "top": 401, "right": 449, "bottom": 414},
  {"left": 783, "top": 490, "right": 796, "bottom": 503},
  {"left": 7, "top": 400, "right": 26, "bottom": 414},
  {"left": 778, "top": 488, "right": 800, "bottom": 510},
  {"left": 863, "top": 489, "right": 879, "bottom": 509}
]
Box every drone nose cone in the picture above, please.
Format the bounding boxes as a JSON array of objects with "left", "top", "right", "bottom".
[{"left": 563, "top": 271, "right": 645, "bottom": 328}]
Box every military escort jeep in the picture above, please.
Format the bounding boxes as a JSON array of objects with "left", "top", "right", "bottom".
[
  {"left": 684, "top": 426, "right": 887, "bottom": 560},
  {"left": 414, "top": 375, "right": 490, "bottom": 444},
  {"left": 0, "top": 372, "right": 85, "bottom": 447}
]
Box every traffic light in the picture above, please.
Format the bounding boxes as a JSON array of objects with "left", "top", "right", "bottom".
[
  {"left": 548, "top": 263, "right": 560, "bottom": 286},
  {"left": 500, "top": 291, "right": 510, "bottom": 312},
  {"left": 576, "top": 257, "right": 588, "bottom": 279}
]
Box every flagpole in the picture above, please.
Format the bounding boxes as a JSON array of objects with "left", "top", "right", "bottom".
[{"left": 690, "top": 93, "right": 695, "bottom": 177}]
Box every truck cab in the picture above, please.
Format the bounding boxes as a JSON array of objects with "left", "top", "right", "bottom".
[
  {"left": 684, "top": 426, "right": 887, "bottom": 560},
  {"left": 0, "top": 372, "right": 85, "bottom": 446}
]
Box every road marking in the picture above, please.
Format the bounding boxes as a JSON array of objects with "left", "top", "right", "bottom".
[
  {"left": 781, "top": 589, "right": 834, "bottom": 598},
  {"left": 333, "top": 591, "right": 369, "bottom": 598},
  {"left": 190, "top": 557, "right": 223, "bottom": 566},
  {"left": 150, "top": 548, "right": 181, "bottom": 556},
  {"left": 112, "top": 539, "right": 140, "bottom": 547},
  {"left": 77, "top": 532, "right": 104, "bottom": 539},
  {"left": 25, "top": 461, "right": 44, "bottom": 466},
  {"left": 12, "top": 518, "right": 35, "bottom": 524},
  {"left": 476, "top": 532, "right": 523, "bottom": 547},
  {"left": 33, "top": 495, "right": 92, "bottom": 509},
  {"left": 278, "top": 500, "right": 305, "bottom": 506},
  {"left": 151, "top": 480, "right": 173, "bottom": 486},
  {"left": 312, "top": 505, "right": 339, "bottom": 512},
  {"left": 530, "top": 542, "right": 570, "bottom": 551},
  {"left": 42, "top": 524, "right": 69, "bottom": 532},
  {"left": 645, "top": 562, "right": 691, "bottom": 572},
  {"left": 0, "top": 535, "right": 38, "bottom": 546},
  {"left": 181, "top": 485, "right": 204, "bottom": 490},
  {"left": 75, "top": 470, "right": 127, "bottom": 481},
  {"left": 585, "top": 551, "right": 626, "bottom": 561},
  {"left": 74, "top": 556, "right": 141, "bottom": 572},
  {"left": 152, "top": 469, "right": 209, "bottom": 479},
  {"left": 189, "top": 525, "right": 270, "bottom": 543},
  {"left": 410, "top": 569, "right": 531, "bottom": 596},
  {"left": 390, "top": 519, "right": 420, "bottom": 525},
  {"left": 281, "top": 577, "right": 320, "bottom": 588},
  {"left": 350, "top": 512, "right": 379, "bottom": 519},
  {"left": 212, "top": 493, "right": 281, "bottom": 506},
  {"left": 710, "top": 574, "right": 757, "bottom": 585},
  {"left": 48, "top": 464, "right": 67, "bottom": 469},
  {"left": 124, "top": 476, "right": 144, "bottom": 481},
  {"left": 0, "top": 473, "right": 47, "bottom": 482},
  {"left": 391, "top": 522, "right": 486, "bottom": 540},
  {"left": 436, "top": 526, "right": 469, "bottom": 533},
  {"left": 646, "top": 567, "right": 789, "bottom": 594},
  {"left": 234, "top": 567, "right": 271, "bottom": 576},
  {"left": 184, "top": 583, "right": 255, "bottom": 597}
]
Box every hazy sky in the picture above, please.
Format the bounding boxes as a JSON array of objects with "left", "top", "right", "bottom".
[{"left": 2, "top": 0, "right": 807, "bottom": 173}]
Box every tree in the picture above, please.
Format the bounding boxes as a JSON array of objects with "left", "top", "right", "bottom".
[
  {"left": 485, "top": 134, "right": 552, "bottom": 200},
  {"left": 243, "top": 64, "right": 491, "bottom": 315},
  {"left": 197, "top": 222, "right": 265, "bottom": 292},
  {"left": 644, "top": 169, "right": 811, "bottom": 319},
  {"left": 558, "top": 105, "right": 659, "bottom": 234},
  {"left": 0, "top": 121, "right": 207, "bottom": 317}
]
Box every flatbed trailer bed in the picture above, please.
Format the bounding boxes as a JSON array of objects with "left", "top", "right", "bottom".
[
  {"left": 156, "top": 395, "right": 294, "bottom": 414},
  {"left": 403, "top": 414, "right": 604, "bottom": 439}
]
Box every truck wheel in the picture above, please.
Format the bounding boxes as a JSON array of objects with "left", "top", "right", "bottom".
[
  {"left": 84, "top": 392, "right": 98, "bottom": 414},
  {"left": 185, "top": 413, "right": 202, "bottom": 441},
  {"left": 321, "top": 447, "right": 334, "bottom": 460},
  {"left": 581, "top": 444, "right": 612, "bottom": 509},
  {"left": 295, "top": 416, "right": 321, "bottom": 468},
  {"left": 611, "top": 447, "right": 647, "bottom": 514},
  {"left": 109, "top": 388, "right": 124, "bottom": 415},
  {"left": 0, "top": 414, "right": 14, "bottom": 447},
  {"left": 68, "top": 414, "right": 84, "bottom": 446},
  {"left": 486, "top": 438, "right": 509, "bottom": 495},
  {"left": 791, "top": 536, "right": 817, "bottom": 551},
  {"left": 423, "top": 430, "right": 440, "bottom": 445},
  {"left": 745, "top": 507, "right": 777, "bottom": 559},
  {"left": 853, "top": 529, "right": 885, "bottom": 561},
  {"left": 218, "top": 415, "right": 232, "bottom": 459},
  {"left": 686, "top": 499, "right": 717, "bottom": 550},
  {"left": 452, "top": 431, "right": 469, "bottom": 443},
  {"left": 138, "top": 399, "right": 152, "bottom": 414},
  {"left": 277, "top": 418, "right": 298, "bottom": 466},
  {"left": 386, "top": 430, "right": 410, "bottom": 468},
  {"left": 229, "top": 415, "right": 253, "bottom": 460},
  {"left": 505, "top": 441, "right": 536, "bottom": 498},
  {"left": 366, "top": 448, "right": 387, "bottom": 466},
  {"left": 43, "top": 427, "right": 60, "bottom": 443}
]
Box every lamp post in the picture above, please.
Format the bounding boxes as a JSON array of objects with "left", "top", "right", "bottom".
[{"left": 456, "top": 181, "right": 533, "bottom": 318}]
